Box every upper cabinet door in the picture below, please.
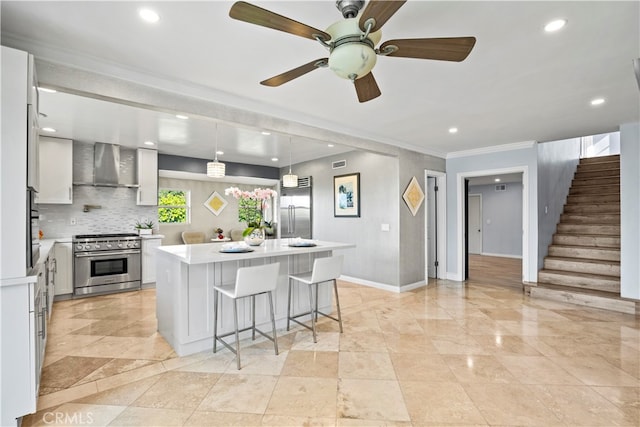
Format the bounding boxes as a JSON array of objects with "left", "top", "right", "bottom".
[
  {"left": 37, "top": 137, "right": 73, "bottom": 204},
  {"left": 137, "top": 148, "right": 158, "bottom": 206}
]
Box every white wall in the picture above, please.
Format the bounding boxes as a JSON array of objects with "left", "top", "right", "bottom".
[
  {"left": 446, "top": 142, "right": 538, "bottom": 282},
  {"left": 536, "top": 138, "right": 581, "bottom": 268},
  {"left": 620, "top": 122, "right": 640, "bottom": 300}
]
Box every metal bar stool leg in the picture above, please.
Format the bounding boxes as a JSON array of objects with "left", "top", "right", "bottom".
[
  {"left": 233, "top": 299, "right": 241, "bottom": 370},
  {"left": 314, "top": 282, "right": 319, "bottom": 322},
  {"left": 268, "top": 291, "right": 279, "bottom": 355},
  {"left": 286, "top": 278, "right": 293, "bottom": 331},
  {"left": 308, "top": 283, "right": 317, "bottom": 343},
  {"left": 251, "top": 295, "right": 256, "bottom": 341},
  {"left": 213, "top": 289, "right": 219, "bottom": 353},
  {"left": 333, "top": 279, "right": 344, "bottom": 333}
]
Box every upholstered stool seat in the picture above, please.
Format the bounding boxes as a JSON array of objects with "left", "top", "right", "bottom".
[{"left": 287, "top": 255, "right": 344, "bottom": 343}]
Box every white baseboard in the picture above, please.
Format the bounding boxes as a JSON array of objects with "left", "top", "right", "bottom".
[
  {"left": 339, "top": 275, "right": 428, "bottom": 294},
  {"left": 480, "top": 252, "right": 523, "bottom": 259}
]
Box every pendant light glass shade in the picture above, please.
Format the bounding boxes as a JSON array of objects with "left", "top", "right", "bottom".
[
  {"left": 207, "top": 124, "right": 225, "bottom": 178},
  {"left": 283, "top": 138, "right": 298, "bottom": 187}
]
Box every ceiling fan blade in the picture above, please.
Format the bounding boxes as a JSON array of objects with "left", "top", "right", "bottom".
[
  {"left": 261, "top": 58, "right": 328, "bottom": 87},
  {"left": 354, "top": 72, "right": 381, "bottom": 103},
  {"left": 380, "top": 37, "right": 477, "bottom": 62},
  {"left": 229, "top": 1, "right": 330, "bottom": 42},
  {"left": 359, "top": 0, "right": 407, "bottom": 32}
]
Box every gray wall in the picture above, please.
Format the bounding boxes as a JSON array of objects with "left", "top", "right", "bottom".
[
  {"left": 39, "top": 141, "right": 157, "bottom": 238},
  {"left": 469, "top": 182, "right": 523, "bottom": 257},
  {"left": 536, "top": 137, "right": 581, "bottom": 268},
  {"left": 446, "top": 144, "right": 538, "bottom": 282},
  {"left": 620, "top": 122, "right": 640, "bottom": 300}
]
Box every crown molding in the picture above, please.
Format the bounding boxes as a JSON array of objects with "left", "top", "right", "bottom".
[{"left": 446, "top": 140, "right": 537, "bottom": 159}]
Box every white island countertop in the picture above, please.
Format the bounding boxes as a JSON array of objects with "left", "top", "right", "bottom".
[{"left": 158, "top": 239, "right": 355, "bottom": 264}]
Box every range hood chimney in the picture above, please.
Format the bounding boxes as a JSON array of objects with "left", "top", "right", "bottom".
[{"left": 94, "top": 142, "right": 120, "bottom": 186}]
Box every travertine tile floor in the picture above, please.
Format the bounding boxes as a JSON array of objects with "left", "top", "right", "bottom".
[{"left": 23, "top": 256, "right": 639, "bottom": 426}]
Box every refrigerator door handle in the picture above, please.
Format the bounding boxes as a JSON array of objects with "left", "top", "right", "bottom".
[{"left": 292, "top": 206, "right": 296, "bottom": 235}]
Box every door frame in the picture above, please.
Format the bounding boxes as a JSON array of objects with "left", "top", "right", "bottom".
[
  {"left": 456, "top": 166, "right": 529, "bottom": 282},
  {"left": 468, "top": 193, "right": 483, "bottom": 255},
  {"left": 424, "top": 170, "right": 447, "bottom": 280}
]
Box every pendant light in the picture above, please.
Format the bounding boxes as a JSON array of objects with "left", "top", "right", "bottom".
[
  {"left": 207, "top": 123, "right": 225, "bottom": 178},
  {"left": 282, "top": 137, "right": 298, "bottom": 188}
]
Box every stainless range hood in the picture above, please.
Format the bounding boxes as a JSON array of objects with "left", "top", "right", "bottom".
[{"left": 94, "top": 142, "right": 120, "bottom": 186}]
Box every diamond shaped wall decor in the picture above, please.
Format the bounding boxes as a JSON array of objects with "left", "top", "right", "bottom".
[{"left": 402, "top": 176, "right": 425, "bottom": 216}]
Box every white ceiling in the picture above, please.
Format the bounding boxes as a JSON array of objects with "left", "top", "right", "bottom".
[{"left": 2, "top": 1, "right": 639, "bottom": 165}]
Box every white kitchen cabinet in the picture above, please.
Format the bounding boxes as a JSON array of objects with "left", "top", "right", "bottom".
[
  {"left": 37, "top": 136, "right": 73, "bottom": 204},
  {"left": 0, "top": 272, "right": 45, "bottom": 426},
  {"left": 53, "top": 242, "right": 73, "bottom": 296},
  {"left": 142, "top": 237, "right": 162, "bottom": 284},
  {"left": 137, "top": 148, "right": 158, "bottom": 206}
]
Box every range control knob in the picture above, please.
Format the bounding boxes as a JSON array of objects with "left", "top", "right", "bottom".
[
  {"left": 85, "top": 245, "right": 92, "bottom": 250},
  {"left": 118, "top": 243, "right": 124, "bottom": 248},
  {"left": 76, "top": 244, "right": 83, "bottom": 250},
  {"left": 106, "top": 243, "right": 112, "bottom": 248},
  {"left": 94, "top": 244, "right": 101, "bottom": 249},
  {"left": 127, "top": 242, "right": 133, "bottom": 248}
]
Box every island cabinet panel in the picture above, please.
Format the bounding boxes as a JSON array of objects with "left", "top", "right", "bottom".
[{"left": 155, "top": 240, "right": 353, "bottom": 356}]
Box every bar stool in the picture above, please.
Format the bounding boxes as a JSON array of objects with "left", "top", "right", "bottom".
[
  {"left": 213, "top": 262, "right": 280, "bottom": 370},
  {"left": 287, "top": 255, "right": 344, "bottom": 343}
]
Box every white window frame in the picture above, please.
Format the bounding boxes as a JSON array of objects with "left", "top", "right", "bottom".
[{"left": 158, "top": 187, "right": 191, "bottom": 225}]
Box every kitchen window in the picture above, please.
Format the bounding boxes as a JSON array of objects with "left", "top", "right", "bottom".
[{"left": 158, "top": 188, "right": 190, "bottom": 224}]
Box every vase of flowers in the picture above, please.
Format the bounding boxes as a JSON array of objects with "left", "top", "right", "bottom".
[{"left": 225, "top": 187, "right": 278, "bottom": 246}]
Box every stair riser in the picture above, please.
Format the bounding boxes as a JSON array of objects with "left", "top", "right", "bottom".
[
  {"left": 571, "top": 177, "right": 619, "bottom": 187},
  {"left": 560, "top": 214, "right": 620, "bottom": 224},
  {"left": 548, "top": 246, "right": 620, "bottom": 261},
  {"left": 579, "top": 155, "right": 620, "bottom": 164},
  {"left": 574, "top": 170, "right": 620, "bottom": 180},
  {"left": 563, "top": 204, "right": 620, "bottom": 214},
  {"left": 569, "top": 186, "right": 619, "bottom": 195},
  {"left": 557, "top": 224, "right": 620, "bottom": 235},
  {"left": 577, "top": 164, "right": 621, "bottom": 174},
  {"left": 543, "top": 259, "right": 620, "bottom": 277},
  {"left": 537, "top": 272, "right": 620, "bottom": 293},
  {"left": 553, "top": 234, "right": 620, "bottom": 248},
  {"left": 567, "top": 194, "right": 619, "bottom": 204}
]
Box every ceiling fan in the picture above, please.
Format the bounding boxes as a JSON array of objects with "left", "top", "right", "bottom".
[{"left": 229, "top": 0, "right": 476, "bottom": 103}]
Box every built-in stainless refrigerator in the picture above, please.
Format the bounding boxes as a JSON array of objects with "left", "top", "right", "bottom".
[{"left": 279, "top": 177, "right": 312, "bottom": 239}]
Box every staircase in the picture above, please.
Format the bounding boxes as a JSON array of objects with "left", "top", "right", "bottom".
[{"left": 533, "top": 155, "right": 632, "bottom": 312}]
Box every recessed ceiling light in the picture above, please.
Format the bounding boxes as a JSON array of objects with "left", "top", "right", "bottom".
[
  {"left": 175, "top": 114, "right": 188, "bottom": 120},
  {"left": 590, "top": 98, "right": 605, "bottom": 106},
  {"left": 144, "top": 141, "right": 155, "bottom": 146},
  {"left": 38, "top": 87, "right": 57, "bottom": 93},
  {"left": 449, "top": 127, "right": 458, "bottom": 134},
  {"left": 41, "top": 127, "right": 56, "bottom": 133},
  {"left": 261, "top": 131, "right": 271, "bottom": 135},
  {"left": 328, "top": 144, "right": 335, "bottom": 147},
  {"left": 216, "top": 151, "right": 224, "bottom": 156},
  {"left": 494, "top": 178, "right": 501, "bottom": 182},
  {"left": 271, "top": 157, "right": 279, "bottom": 162},
  {"left": 545, "top": 19, "right": 567, "bottom": 32},
  {"left": 139, "top": 8, "right": 160, "bottom": 23}
]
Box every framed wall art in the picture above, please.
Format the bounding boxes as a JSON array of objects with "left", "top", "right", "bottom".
[
  {"left": 402, "top": 176, "right": 424, "bottom": 216},
  {"left": 204, "top": 191, "right": 227, "bottom": 216},
  {"left": 334, "top": 172, "right": 360, "bottom": 217}
]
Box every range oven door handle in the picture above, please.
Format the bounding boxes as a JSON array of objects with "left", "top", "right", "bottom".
[{"left": 74, "top": 249, "right": 141, "bottom": 258}]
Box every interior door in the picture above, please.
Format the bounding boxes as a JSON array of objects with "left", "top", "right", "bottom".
[
  {"left": 468, "top": 194, "right": 482, "bottom": 254},
  {"left": 426, "top": 177, "right": 437, "bottom": 278}
]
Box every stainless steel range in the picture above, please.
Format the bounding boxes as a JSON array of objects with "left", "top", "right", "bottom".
[{"left": 73, "top": 233, "right": 141, "bottom": 296}]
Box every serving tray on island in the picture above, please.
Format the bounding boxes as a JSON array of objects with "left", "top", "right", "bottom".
[
  {"left": 219, "top": 247, "right": 254, "bottom": 253},
  {"left": 288, "top": 242, "right": 317, "bottom": 247}
]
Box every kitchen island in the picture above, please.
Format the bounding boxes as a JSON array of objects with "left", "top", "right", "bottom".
[{"left": 156, "top": 239, "right": 355, "bottom": 356}]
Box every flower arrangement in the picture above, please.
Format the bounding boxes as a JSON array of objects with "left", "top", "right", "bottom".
[{"left": 225, "top": 187, "right": 277, "bottom": 236}]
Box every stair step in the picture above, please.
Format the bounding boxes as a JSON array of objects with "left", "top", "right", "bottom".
[
  {"left": 543, "top": 257, "right": 620, "bottom": 277},
  {"left": 567, "top": 193, "right": 619, "bottom": 204},
  {"left": 563, "top": 203, "right": 620, "bottom": 214},
  {"left": 556, "top": 223, "right": 620, "bottom": 235},
  {"left": 579, "top": 154, "right": 620, "bottom": 164},
  {"left": 560, "top": 213, "right": 620, "bottom": 224},
  {"left": 548, "top": 245, "right": 620, "bottom": 261},
  {"left": 537, "top": 269, "right": 620, "bottom": 293},
  {"left": 574, "top": 169, "right": 620, "bottom": 180},
  {"left": 577, "top": 161, "right": 621, "bottom": 172},
  {"left": 553, "top": 234, "right": 620, "bottom": 248},
  {"left": 571, "top": 176, "right": 620, "bottom": 186},
  {"left": 569, "top": 185, "right": 619, "bottom": 195}
]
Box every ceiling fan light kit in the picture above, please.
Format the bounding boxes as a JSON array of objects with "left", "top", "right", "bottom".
[{"left": 229, "top": 0, "right": 475, "bottom": 102}]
